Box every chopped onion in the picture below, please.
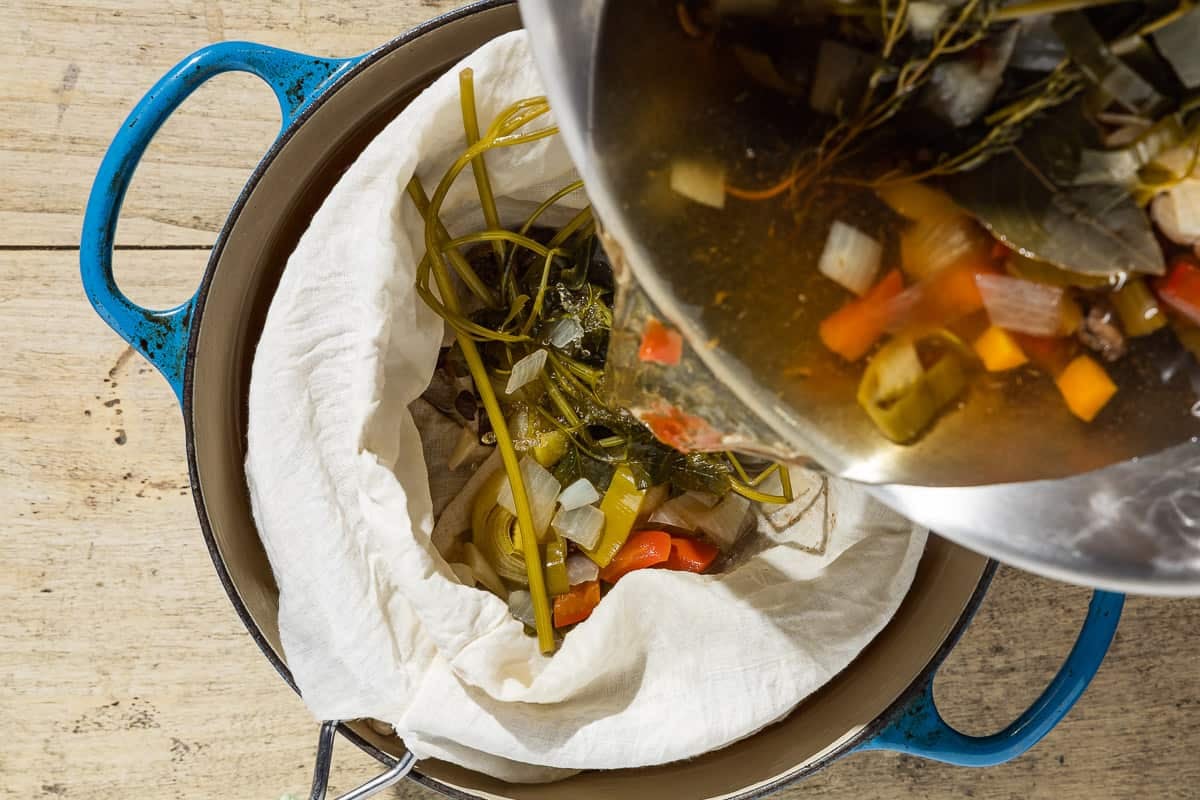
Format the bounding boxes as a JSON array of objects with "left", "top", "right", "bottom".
[
  {"left": 697, "top": 493, "right": 752, "bottom": 549},
  {"left": 639, "top": 483, "right": 671, "bottom": 519},
  {"left": 552, "top": 504, "right": 605, "bottom": 550},
  {"left": 462, "top": 542, "right": 508, "bottom": 599},
  {"left": 882, "top": 284, "right": 924, "bottom": 334},
  {"left": 449, "top": 562, "right": 475, "bottom": 587},
  {"left": 497, "top": 455, "right": 561, "bottom": 538},
  {"left": 649, "top": 492, "right": 716, "bottom": 531},
  {"left": 976, "top": 274, "right": 1065, "bottom": 337},
  {"left": 558, "top": 478, "right": 600, "bottom": 511},
  {"left": 908, "top": 2, "right": 947, "bottom": 40},
  {"left": 819, "top": 221, "right": 882, "bottom": 295},
  {"left": 566, "top": 553, "right": 600, "bottom": 586},
  {"left": 811, "top": 40, "right": 872, "bottom": 116},
  {"left": 547, "top": 317, "right": 584, "bottom": 349},
  {"left": 505, "top": 348, "right": 548, "bottom": 395},
  {"left": 1151, "top": 141, "right": 1200, "bottom": 180},
  {"left": 923, "top": 27, "right": 1016, "bottom": 128},
  {"left": 900, "top": 214, "right": 986, "bottom": 280},
  {"left": 669, "top": 159, "right": 726, "bottom": 210},
  {"left": 507, "top": 590, "right": 537, "bottom": 629},
  {"left": 868, "top": 339, "right": 923, "bottom": 404},
  {"left": 447, "top": 425, "right": 486, "bottom": 471},
  {"left": 1152, "top": 180, "right": 1200, "bottom": 245},
  {"left": 876, "top": 182, "right": 960, "bottom": 222}
]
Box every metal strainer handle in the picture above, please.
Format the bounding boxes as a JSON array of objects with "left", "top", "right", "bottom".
[{"left": 308, "top": 721, "right": 417, "bottom": 800}]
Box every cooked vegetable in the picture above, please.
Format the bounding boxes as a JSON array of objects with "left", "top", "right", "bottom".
[
  {"left": 497, "top": 455, "right": 561, "bottom": 541},
  {"left": 581, "top": 465, "right": 649, "bottom": 567},
  {"left": 507, "top": 590, "right": 537, "bottom": 629},
  {"left": 1110, "top": 278, "right": 1166, "bottom": 337},
  {"left": 648, "top": 491, "right": 718, "bottom": 531},
  {"left": 819, "top": 269, "right": 904, "bottom": 361},
  {"left": 857, "top": 336, "right": 968, "bottom": 442},
  {"left": 876, "top": 182, "right": 961, "bottom": 222},
  {"left": 976, "top": 274, "right": 1066, "bottom": 337},
  {"left": 664, "top": 537, "right": 720, "bottom": 573},
  {"left": 551, "top": 504, "right": 605, "bottom": 550},
  {"left": 558, "top": 478, "right": 600, "bottom": 511},
  {"left": 506, "top": 348, "right": 548, "bottom": 395},
  {"left": 899, "top": 213, "right": 989, "bottom": 281},
  {"left": 1055, "top": 354, "right": 1117, "bottom": 422},
  {"left": 638, "top": 318, "right": 684, "bottom": 365},
  {"left": 639, "top": 482, "right": 671, "bottom": 518},
  {"left": 565, "top": 553, "right": 600, "bottom": 586},
  {"left": 973, "top": 326, "right": 1028, "bottom": 372},
  {"left": 544, "top": 536, "right": 570, "bottom": 596},
  {"left": 669, "top": 159, "right": 727, "bottom": 209},
  {"left": 553, "top": 581, "right": 601, "bottom": 628},
  {"left": 1156, "top": 258, "right": 1200, "bottom": 326},
  {"left": 1152, "top": 181, "right": 1200, "bottom": 247},
  {"left": 599, "top": 530, "right": 674, "bottom": 583},
  {"left": 819, "top": 221, "right": 882, "bottom": 296},
  {"left": 695, "top": 492, "right": 752, "bottom": 549}
]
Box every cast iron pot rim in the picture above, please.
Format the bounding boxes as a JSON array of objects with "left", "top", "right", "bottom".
[{"left": 179, "top": 2, "right": 999, "bottom": 796}]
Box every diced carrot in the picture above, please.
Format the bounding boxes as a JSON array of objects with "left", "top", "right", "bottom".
[
  {"left": 819, "top": 269, "right": 904, "bottom": 361},
  {"left": 640, "top": 404, "right": 725, "bottom": 453},
  {"left": 1055, "top": 355, "right": 1117, "bottom": 423},
  {"left": 638, "top": 318, "right": 684, "bottom": 366},
  {"left": 898, "top": 261, "right": 997, "bottom": 332},
  {"left": 973, "top": 326, "right": 1028, "bottom": 372},
  {"left": 664, "top": 537, "right": 720, "bottom": 573},
  {"left": 553, "top": 580, "right": 601, "bottom": 628},
  {"left": 1013, "top": 333, "right": 1076, "bottom": 377},
  {"left": 1155, "top": 257, "right": 1200, "bottom": 326},
  {"left": 599, "top": 530, "right": 673, "bottom": 583}
]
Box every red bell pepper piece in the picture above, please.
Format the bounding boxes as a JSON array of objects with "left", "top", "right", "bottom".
[
  {"left": 1156, "top": 257, "right": 1200, "bottom": 326},
  {"left": 599, "top": 530, "right": 673, "bottom": 583},
  {"left": 552, "top": 580, "right": 601, "bottom": 628},
  {"left": 638, "top": 318, "right": 684, "bottom": 366},
  {"left": 664, "top": 537, "right": 720, "bottom": 573},
  {"left": 818, "top": 269, "right": 904, "bottom": 361}
]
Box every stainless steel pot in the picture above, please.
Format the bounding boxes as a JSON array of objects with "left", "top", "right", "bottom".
[{"left": 80, "top": 3, "right": 1121, "bottom": 798}]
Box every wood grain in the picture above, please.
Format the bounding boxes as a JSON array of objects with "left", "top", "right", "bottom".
[{"left": 1, "top": 2, "right": 1198, "bottom": 799}]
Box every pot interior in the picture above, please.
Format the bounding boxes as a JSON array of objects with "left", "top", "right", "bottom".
[{"left": 185, "top": 3, "right": 991, "bottom": 798}]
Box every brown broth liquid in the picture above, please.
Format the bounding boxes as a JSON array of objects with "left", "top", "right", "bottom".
[{"left": 590, "top": 0, "right": 1200, "bottom": 485}]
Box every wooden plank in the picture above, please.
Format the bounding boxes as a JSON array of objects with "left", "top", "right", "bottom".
[
  {"left": 4, "top": 250, "right": 1200, "bottom": 798},
  {"left": 0, "top": 0, "right": 467, "bottom": 246}
]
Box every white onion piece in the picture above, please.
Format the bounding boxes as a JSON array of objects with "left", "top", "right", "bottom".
[
  {"left": 507, "top": 590, "right": 537, "bottom": 629},
  {"left": 900, "top": 214, "right": 983, "bottom": 280},
  {"left": 447, "top": 425, "right": 485, "bottom": 471},
  {"left": 883, "top": 285, "right": 923, "bottom": 334},
  {"left": 819, "top": 221, "right": 882, "bottom": 295},
  {"left": 449, "top": 562, "right": 475, "bottom": 588},
  {"left": 505, "top": 348, "right": 547, "bottom": 395},
  {"left": 1151, "top": 142, "right": 1200, "bottom": 180},
  {"left": 462, "top": 542, "right": 507, "bottom": 599},
  {"left": 497, "top": 456, "right": 561, "bottom": 538},
  {"left": 908, "top": 2, "right": 947, "bottom": 40},
  {"left": 669, "top": 159, "right": 727, "bottom": 209},
  {"left": 566, "top": 553, "right": 600, "bottom": 586},
  {"left": 1152, "top": 180, "right": 1200, "bottom": 245},
  {"left": 552, "top": 504, "right": 605, "bottom": 550},
  {"left": 639, "top": 483, "right": 671, "bottom": 518},
  {"left": 697, "top": 493, "right": 752, "bottom": 549},
  {"left": 649, "top": 492, "right": 715, "bottom": 531},
  {"left": 976, "top": 274, "right": 1065, "bottom": 336},
  {"left": 558, "top": 478, "right": 600, "bottom": 511},
  {"left": 547, "top": 317, "right": 584, "bottom": 349},
  {"left": 811, "top": 40, "right": 872, "bottom": 116},
  {"left": 870, "top": 340, "right": 924, "bottom": 404}
]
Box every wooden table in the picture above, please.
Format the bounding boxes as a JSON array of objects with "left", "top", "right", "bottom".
[{"left": 2, "top": 2, "right": 1198, "bottom": 797}]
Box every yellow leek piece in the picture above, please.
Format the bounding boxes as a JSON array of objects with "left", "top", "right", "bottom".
[{"left": 581, "top": 465, "right": 647, "bottom": 567}]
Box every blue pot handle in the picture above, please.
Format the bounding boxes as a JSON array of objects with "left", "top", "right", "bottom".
[
  {"left": 80, "top": 42, "right": 361, "bottom": 403},
  {"left": 858, "top": 589, "right": 1123, "bottom": 767}
]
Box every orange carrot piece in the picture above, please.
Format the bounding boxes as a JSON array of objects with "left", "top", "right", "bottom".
[
  {"left": 553, "top": 581, "right": 601, "bottom": 628},
  {"left": 664, "top": 537, "right": 720, "bottom": 573},
  {"left": 599, "top": 530, "right": 673, "bottom": 583},
  {"left": 1055, "top": 355, "right": 1117, "bottom": 423},
  {"left": 638, "top": 318, "right": 684, "bottom": 366},
  {"left": 818, "top": 269, "right": 904, "bottom": 361}
]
